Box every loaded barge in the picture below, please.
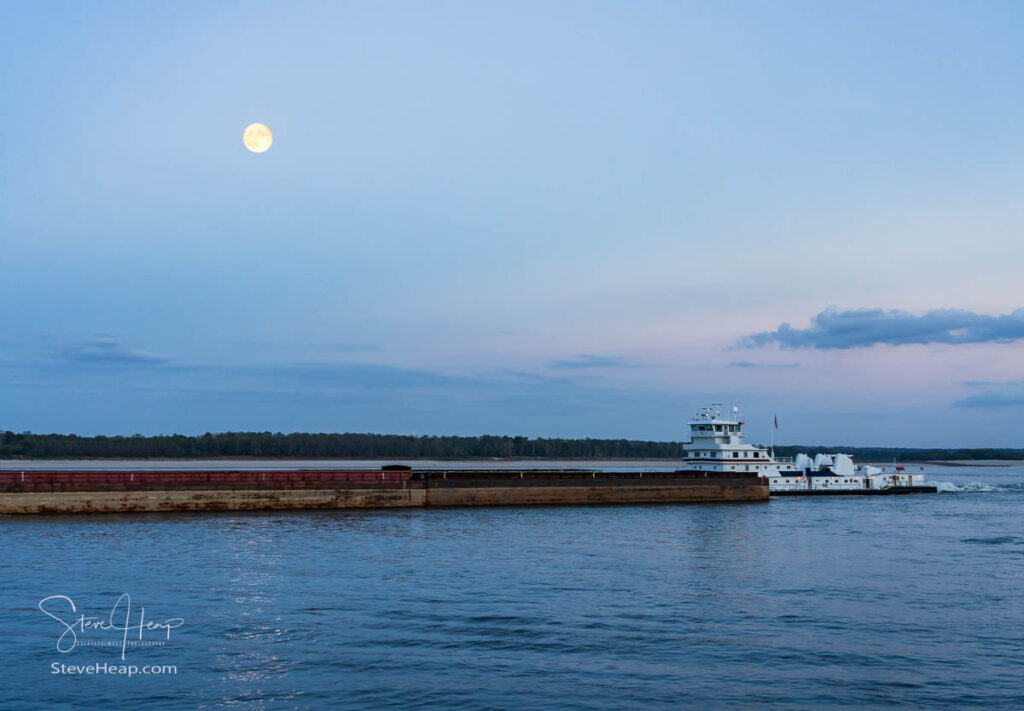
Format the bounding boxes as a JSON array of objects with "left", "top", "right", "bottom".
[{"left": 0, "top": 467, "right": 768, "bottom": 514}]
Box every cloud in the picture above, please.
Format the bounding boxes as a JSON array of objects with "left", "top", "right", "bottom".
[
  {"left": 56, "top": 336, "right": 169, "bottom": 366},
  {"left": 231, "top": 362, "right": 472, "bottom": 389},
  {"left": 741, "top": 306, "right": 1024, "bottom": 349},
  {"left": 24, "top": 336, "right": 540, "bottom": 393},
  {"left": 954, "top": 385, "right": 1024, "bottom": 408},
  {"left": 728, "top": 361, "right": 799, "bottom": 369},
  {"left": 962, "top": 378, "right": 1024, "bottom": 388},
  {"left": 152, "top": 360, "right": 479, "bottom": 391},
  {"left": 237, "top": 340, "right": 381, "bottom": 354},
  {"left": 321, "top": 343, "right": 381, "bottom": 353},
  {"left": 1, "top": 335, "right": 681, "bottom": 436},
  {"left": 502, "top": 371, "right": 574, "bottom": 385},
  {"left": 550, "top": 354, "right": 638, "bottom": 369}
]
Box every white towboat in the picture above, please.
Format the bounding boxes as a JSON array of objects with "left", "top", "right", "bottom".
[{"left": 682, "top": 405, "right": 936, "bottom": 495}]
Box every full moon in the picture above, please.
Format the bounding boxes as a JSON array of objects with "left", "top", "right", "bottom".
[{"left": 243, "top": 123, "right": 273, "bottom": 153}]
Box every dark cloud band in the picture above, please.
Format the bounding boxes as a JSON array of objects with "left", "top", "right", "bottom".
[
  {"left": 550, "top": 354, "right": 637, "bottom": 369},
  {"left": 58, "top": 336, "right": 168, "bottom": 366},
  {"left": 955, "top": 387, "right": 1024, "bottom": 408},
  {"left": 741, "top": 307, "right": 1024, "bottom": 350},
  {"left": 728, "top": 361, "right": 799, "bottom": 369}
]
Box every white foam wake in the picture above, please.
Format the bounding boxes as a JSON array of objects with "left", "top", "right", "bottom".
[{"left": 934, "top": 481, "right": 1022, "bottom": 493}]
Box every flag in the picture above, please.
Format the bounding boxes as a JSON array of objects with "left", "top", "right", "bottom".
[{"left": 774, "top": 415, "right": 778, "bottom": 429}]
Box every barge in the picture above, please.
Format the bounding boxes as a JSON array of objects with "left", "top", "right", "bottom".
[{"left": 0, "top": 467, "right": 768, "bottom": 514}]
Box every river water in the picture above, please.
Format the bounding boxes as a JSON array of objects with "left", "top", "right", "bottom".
[{"left": 1, "top": 462, "right": 1022, "bottom": 710}]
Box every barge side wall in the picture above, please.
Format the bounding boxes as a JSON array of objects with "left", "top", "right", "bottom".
[{"left": 0, "top": 470, "right": 768, "bottom": 514}]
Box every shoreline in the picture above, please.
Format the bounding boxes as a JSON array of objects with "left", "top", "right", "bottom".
[{"left": 2, "top": 457, "right": 1021, "bottom": 470}]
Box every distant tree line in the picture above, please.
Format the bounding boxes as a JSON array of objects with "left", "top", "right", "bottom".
[
  {"left": 0, "top": 430, "right": 1021, "bottom": 461},
  {"left": 0, "top": 430, "right": 684, "bottom": 459}
]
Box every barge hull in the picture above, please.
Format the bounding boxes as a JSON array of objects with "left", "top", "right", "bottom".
[
  {"left": 0, "top": 469, "right": 768, "bottom": 514},
  {"left": 0, "top": 488, "right": 425, "bottom": 514}
]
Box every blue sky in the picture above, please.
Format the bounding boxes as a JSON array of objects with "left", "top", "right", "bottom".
[{"left": 2, "top": 1, "right": 1024, "bottom": 446}]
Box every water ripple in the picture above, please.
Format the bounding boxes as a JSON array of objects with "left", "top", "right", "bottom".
[{"left": 2, "top": 464, "right": 1023, "bottom": 709}]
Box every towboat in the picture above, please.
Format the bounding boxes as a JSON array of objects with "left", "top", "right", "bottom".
[{"left": 681, "top": 405, "right": 936, "bottom": 495}]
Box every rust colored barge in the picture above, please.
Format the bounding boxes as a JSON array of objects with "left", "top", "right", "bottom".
[{"left": 0, "top": 467, "right": 768, "bottom": 514}]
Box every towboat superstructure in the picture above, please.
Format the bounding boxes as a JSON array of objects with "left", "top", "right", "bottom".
[{"left": 682, "top": 404, "right": 933, "bottom": 495}]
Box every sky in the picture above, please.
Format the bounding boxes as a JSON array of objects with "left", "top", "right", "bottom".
[{"left": 2, "top": 1, "right": 1024, "bottom": 447}]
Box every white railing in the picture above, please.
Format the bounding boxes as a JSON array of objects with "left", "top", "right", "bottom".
[
  {"left": 770, "top": 481, "right": 810, "bottom": 492},
  {"left": 770, "top": 480, "right": 869, "bottom": 492}
]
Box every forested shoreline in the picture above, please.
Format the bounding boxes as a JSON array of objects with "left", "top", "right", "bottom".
[{"left": 0, "top": 430, "right": 1021, "bottom": 461}]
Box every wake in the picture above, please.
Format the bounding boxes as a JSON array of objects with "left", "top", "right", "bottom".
[{"left": 934, "top": 481, "right": 1024, "bottom": 493}]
